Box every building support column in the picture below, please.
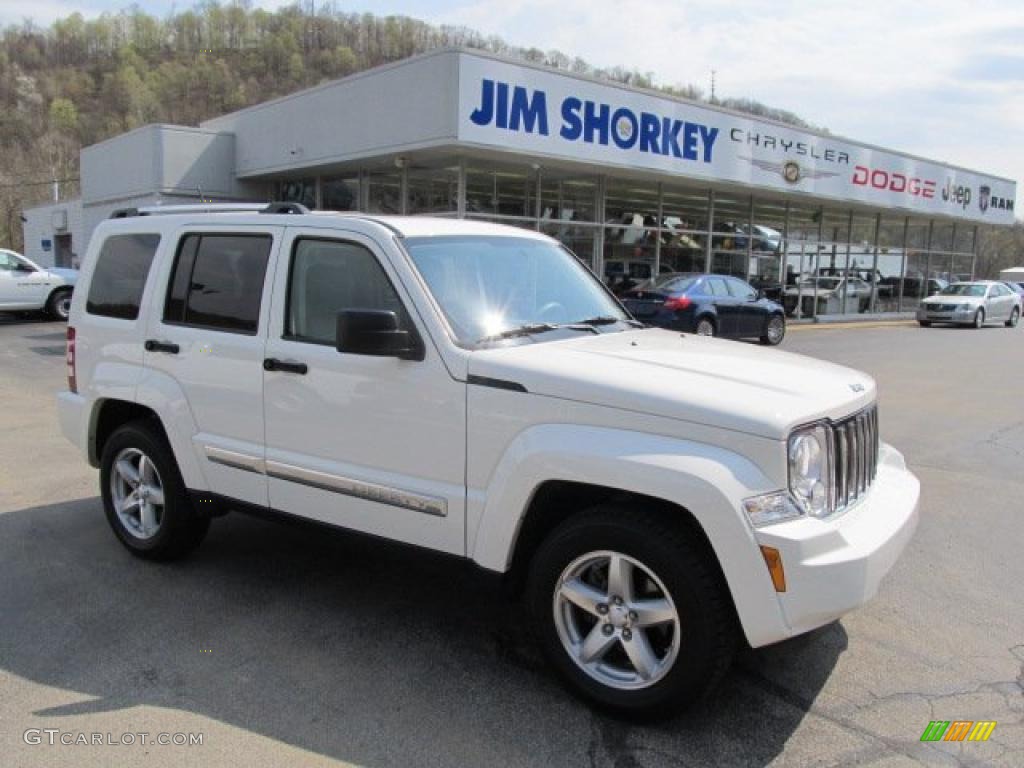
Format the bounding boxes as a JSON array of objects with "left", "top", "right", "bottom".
[
  {"left": 704, "top": 190, "right": 714, "bottom": 274},
  {"left": 869, "top": 212, "right": 881, "bottom": 312}
]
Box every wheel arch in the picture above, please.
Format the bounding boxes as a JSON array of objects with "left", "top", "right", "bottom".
[{"left": 469, "top": 425, "right": 790, "bottom": 647}]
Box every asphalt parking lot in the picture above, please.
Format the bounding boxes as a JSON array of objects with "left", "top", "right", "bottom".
[{"left": 0, "top": 312, "right": 1021, "bottom": 768}]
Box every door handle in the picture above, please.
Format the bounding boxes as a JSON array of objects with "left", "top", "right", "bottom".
[
  {"left": 263, "top": 358, "right": 308, "bottom": 375},
  {"left": 144, "top": 339, "right": 180, "bottom": 354}
]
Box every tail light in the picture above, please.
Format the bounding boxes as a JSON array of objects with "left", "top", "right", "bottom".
[
  {"left": 663, "top": 296, "right": 692, "bottom": 311},
  {"left": 66, "top": 326, "right": 77, "bottom": 393}
]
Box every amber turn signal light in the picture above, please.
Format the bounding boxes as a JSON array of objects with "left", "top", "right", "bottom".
[{"left": 760, "top": 546, "right": 786, "bottom": 592}]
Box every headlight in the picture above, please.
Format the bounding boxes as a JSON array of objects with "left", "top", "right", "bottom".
[{"left": 788, "top": 424, "right": 831, "bottom": 517}]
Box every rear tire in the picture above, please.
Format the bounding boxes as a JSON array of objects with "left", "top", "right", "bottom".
[
  {"left": 100, "top": 420, "right": 209, "bottom": 560},
  {"left": 918, "top": 320, "right": 931, "bottom": 328},
  {"left": 46, "top": 288, "right": 72, "bottom": 321},
  {"left": 1007, "top": 307, "right": 1020, "bottom": 328},
  {"left": 760, "top": 315, "right": 785, "bottom": 345},
  {"left": 527, "top": 505, "right": 735, "bottom": 718}
]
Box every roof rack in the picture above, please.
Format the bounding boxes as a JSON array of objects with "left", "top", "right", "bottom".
[{"left": 109, "top": 202, "right": 310, "bottom": 219}]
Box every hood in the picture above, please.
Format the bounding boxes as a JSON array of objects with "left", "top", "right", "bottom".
[
  {"left": 468, "top": 329, "right": 875, "bottom": 440},
  {"left": 44, "top": 267, "right": 78, "bottom": 284},
  {"left": 921, "top": 295, "right": 981, "bottom": 307}
]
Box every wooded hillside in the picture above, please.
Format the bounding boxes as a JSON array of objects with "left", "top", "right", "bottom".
[{"left": 0, "top": 1, "right": 818, "bottom": 250}]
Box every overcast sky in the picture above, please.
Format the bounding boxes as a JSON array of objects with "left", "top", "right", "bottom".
[{"left": 3, "top": 0, "right": 1021, "bottom": 212}]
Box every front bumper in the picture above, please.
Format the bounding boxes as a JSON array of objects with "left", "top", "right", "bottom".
[
  {"left": 916, "top": 305, "right": 974, "bottom": 323},
  {"left": 752, "top": 443, "right": 919, "bottom": 641}
]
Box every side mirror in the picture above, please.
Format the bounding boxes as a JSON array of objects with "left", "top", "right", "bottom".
[
  {"left": 336, "top": 309, "right": 423, "bottom": 360},
  {"left": 15, "top": 262, "right": 36, "bottom": 273},
  {"left": 754, "top": 289, "right": 765, "bottom": 301}
]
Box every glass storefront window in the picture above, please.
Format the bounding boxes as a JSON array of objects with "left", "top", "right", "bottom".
[
  {"left": 466, "top": 166, "right": 536, "bottom": 218},
  {"left": 662, "top": 185, "right": 710, "bottom": 232},
  {"left": 906, "top": 219, "right": 930, "bottom": 249},
  {"left": 787, "top": 204, "right": 822, "bottom": 242},
  {"left": 953, "top": 225, "right": 976, "bottom": 255},
  {"left": 952, "top": 254, "right": 974, "bottom": 282},
  {"left": 366, "top": 171, "right": 402, "bottom": 214},
  {"left": 712, "top": 193, "right": 749, "bottom": 235},
  {"left": 604, "top": 224, "right": 656, "bottom": 292},
  {"left": 821, "top": 210, "right": 851, "bottom": 244},
  {"left": 602, "top": 179, "right": 659, "bottom": 227},
  {"left": 540, "top": 174, "right": 597, "bottom": 223},
  {"left": 541, "top": 222, "right": 599, "bottom": 271},
  {"left": 659, "top": 231, "right": 706, "bottom": 274},
  {"left": 322, "top": 175, "right": 359, "bottom": 211},
  {"left": 931, "top": 223, "right": 955, "bottom": 253},
  {"left": 278, "top": 178, "right": 317, "bottom": 209},
  {"left": 407, "top": 165, "right": 459, "bottom": 215}
]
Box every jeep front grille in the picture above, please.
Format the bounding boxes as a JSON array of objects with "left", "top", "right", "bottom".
[{"left": 831, "top": 405, "right": 879, "bottom": 512}]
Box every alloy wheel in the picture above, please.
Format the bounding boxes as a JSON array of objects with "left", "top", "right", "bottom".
[
  {"left": 552, "top": 550, "right": 681, "bottom": 690},
  {"left": 696, "top": 319, "right": 715, "bottom": 337},
  {"left": 766, "top": 316, "right": 785, "bottom": 344},
  {"left": 110, "top": 447, "right": 165, "bottom": 540}
]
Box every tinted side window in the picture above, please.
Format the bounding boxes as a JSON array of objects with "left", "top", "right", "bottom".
[
  {"left": 86, "top": 234, "right": 161, "bottom": 320},
  {"left": 708, "top": 278, "right": 730, "bottom": 297},
  {"left": 727, "top": 278, "right": 756, "bottom": 300},
  {"left": 286, "top": 238, "right": 406, "bottom": 345},
  {"left": 164, "top": 234, "right": 271, "bottom": 334}
]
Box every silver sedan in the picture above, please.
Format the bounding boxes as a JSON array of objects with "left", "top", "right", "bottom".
[{"left": 917, "top": 281, "right": 1022, "bottom": 328}]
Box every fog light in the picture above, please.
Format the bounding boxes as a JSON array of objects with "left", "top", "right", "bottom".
[
  {"left": 743, "top": 491, "right": 803, "bottom": 527},
  {"left": 760, "top": 546, "right": 787, "bottom": 592}
]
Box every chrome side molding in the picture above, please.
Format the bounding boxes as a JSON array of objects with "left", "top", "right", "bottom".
[
  {"left": 265, "top": 460, "right": 447, "bottom": 517},
  {"left": 202, "top": 445, "right": 447, "bottom": 517},
  {"left": 205, "top": 445, "right": 265, "bottom": 474}
]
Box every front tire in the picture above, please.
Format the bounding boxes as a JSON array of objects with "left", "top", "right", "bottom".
[
  {"left": 527, "top": 505, "right": 735, "bottom": 717},
  {"left": 760, "top": 314, "right": 785, "bottom": 345},
  {"left": 1007, "top": 307, "right": 1020, "bottom": 328},
  {"left": 100, "top": 420, "right": 209, "bottom": 560},
  {"left": 973, "top": 309, "right": 985, "bottom": 329},
  {"left": 46, "top": 288, "right": 72, "bottom": 321},
  {"left": 695, "top": 317, "right": 716, "bottom": 337},
  {"left": 918, "top": 320, "right": 931, "bottom": 327}
]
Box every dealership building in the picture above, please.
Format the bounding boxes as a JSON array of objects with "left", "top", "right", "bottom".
[{"left": 22, "top": 48, "right": 1017, "bottom": 317}]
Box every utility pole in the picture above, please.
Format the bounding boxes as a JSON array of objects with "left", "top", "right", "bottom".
[{"left": 710, "top": 69, "right": 716, "bottom": 103}]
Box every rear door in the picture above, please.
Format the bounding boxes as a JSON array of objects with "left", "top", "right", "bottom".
[
  {"left": 143, "top": 226, "right": 282, "bottom": 507},
  {"left": 706, "top": 276, "right": 737, "bottom": 335},
  {"left": 726, "top": 277, "right": 762, "bottom": 336}
]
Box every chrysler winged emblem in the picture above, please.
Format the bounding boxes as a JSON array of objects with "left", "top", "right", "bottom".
[
  {"left": 849, "top": 383, "right": 865, "bottom": 393},
  {"left": 742, "top": 157, "right": 841, "bottom": 184}
]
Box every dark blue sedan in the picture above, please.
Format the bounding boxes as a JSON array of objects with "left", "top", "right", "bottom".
[{"left": 621, "top": 272, "right": 787, "bottom": 345}]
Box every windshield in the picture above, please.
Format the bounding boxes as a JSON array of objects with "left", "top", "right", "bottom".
[
  {"left": 940, "top": 284, "right": 986, "bottom": 297},
  {"left": 403, "top": 235, "right": 630, "bottom": 346}
]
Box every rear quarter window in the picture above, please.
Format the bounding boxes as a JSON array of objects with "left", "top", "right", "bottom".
[{"left": 85, "top": 234, "right": 161, "bottom": 320}]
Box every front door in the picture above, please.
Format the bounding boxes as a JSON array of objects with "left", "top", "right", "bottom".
[
  {"left": 143, "top": 226, "right": 282, "bottom": 507},
  {"left": 0, "top": 252, "right": 50, "bottom": 309},
  {"left": 262, "top": 229, "right": 466, "bottom": 555}
]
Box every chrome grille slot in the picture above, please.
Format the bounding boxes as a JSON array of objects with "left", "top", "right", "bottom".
[{"left": 830, "top": 404, "right": 878, "bottom": 513}]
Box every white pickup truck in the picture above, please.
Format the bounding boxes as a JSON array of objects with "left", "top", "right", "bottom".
[
  {"left": 0, "top": 248, "right": 77, "bottom": 320},
  {"left": 57, "top": 203, "right": 919, "bottom": 715}
]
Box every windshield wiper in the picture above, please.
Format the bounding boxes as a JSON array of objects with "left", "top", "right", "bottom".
[
  {"left": 476, "top": 322, "right": 560, "bottom": 343},
  {"left": 573, "top": 315, "right": 647, "bottom": 328}
]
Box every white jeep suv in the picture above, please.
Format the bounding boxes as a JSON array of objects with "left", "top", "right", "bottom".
[
  {"left": 0, "top": 248, "right": 77, "bottom": 320},
  {"left": 58, "top": 203, "right": 919, "bottom": 715}
]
